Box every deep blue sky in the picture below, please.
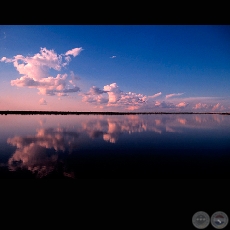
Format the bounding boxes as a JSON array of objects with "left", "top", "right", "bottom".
[{"left": 0, "top": 25, "right": 230, "bottom": 112}]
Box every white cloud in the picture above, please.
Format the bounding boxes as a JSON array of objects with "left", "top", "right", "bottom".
[
  {"left": 147, "top": 92, "right": 162, "bottom": 99},
  {"left": 81, "top": 84, "right": 193, "bottom": 111},
  {"left": 2, "top": 47, "right": 229, "bottom": 112},
  {"left": 1, "top": 47, "right": 82, "bottom": 96},
  {"left": 0, "top": 57, "right": 7, "bottom": 62},
  {"left": 103, "top": 83, "right": 147, "bottom": 110},
  {"left": 103, "top": 83, "right": 122, "bottom": 104},
  {"left": 165, "top": 93, "right": 184, "bottom": 99},
  {"left": 82, "top": 83, "right": 147, "bottom": 110},
  {"left": 65, "top": 47, "right": 83, "bottom": 57}
]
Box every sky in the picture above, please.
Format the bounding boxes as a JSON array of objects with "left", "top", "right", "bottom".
[{"left": 0, "top": 25, "right": 230, "bottom": 112}]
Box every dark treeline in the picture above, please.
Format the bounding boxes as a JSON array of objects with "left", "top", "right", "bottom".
[{"left": 0, "top": 111, "right": 230, "bottom": 115}]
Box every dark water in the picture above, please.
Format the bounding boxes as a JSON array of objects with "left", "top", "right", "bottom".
[{"left": 0, "top": 114, "right": 230, "bottom": 179}]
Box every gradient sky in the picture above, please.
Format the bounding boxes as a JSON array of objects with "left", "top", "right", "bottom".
[{"left": 0, "top": 25, "right": 230, "bottom": 112}]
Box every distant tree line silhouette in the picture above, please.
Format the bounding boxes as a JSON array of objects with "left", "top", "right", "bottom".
[{"left": 0, "top": 111, "right": 229, "bottom": 115}]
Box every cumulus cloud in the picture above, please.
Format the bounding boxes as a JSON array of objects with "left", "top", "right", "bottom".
[
  {"left": 39, "top": 98, "right": 47, "bottom": 105},
  {"left": 82, "top": 83, "right": 191, "bottom": 111},
  {"left": 2, "top": 47, "right": 228, "bottom": 112},
  {"left": 104, "top": 83, "right": 147, "bottom": 109},
  {"left": 1, "top": 47, "right": 82, "bottom": 96},
  {"left": 81, "top": 86, "right": 108, "bottom": 104},
  {"left": 155, "top": 101, "right": 175, "bottom": 108},
  {"left": 152, "top": 100, "right": 188, "bottom": 110},
  {"left": 212, "top": 103, "right": 225, "bottom": 111},
  {"left": 176, "top": 102, "right": 188, "bottom": 108},
  {"left": 193, "top": 103, "right": 208, "bottom": 109},
  {"left": 212, "top": 103, "right": 220, "bottom": 111},
  {"left": 82, "top": 94, "right": 108, "bottom": 104},
  {"left": 89, "top": 86, "right": 108, "bottom": 95},
  {"left": 192, "top": 101, "right": 226, "bottom": 112},
  {"left": 81, "top": 83, "right": 148, "bottom": 110},
  {"left": 193, "top": 102, "right": 213, "bottom": 111},
  {"left": 165, "top": 93, "right": 184, "bottom": 99},
  {"left": 103, "top": 83, "right": 122, "bottom": 104}
]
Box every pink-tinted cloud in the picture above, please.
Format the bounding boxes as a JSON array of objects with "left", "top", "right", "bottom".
[
  {"left": 176, "top": 102, "right": 188, "bottom": 108},
  {"left": 39, "top": 98, "right": 47, "bottom": 105},
  {"left": 103, "top": 83, "right": 147, "bottom": 110},
  {"left": 82, "top": 94, "right": 108, "bottom": 104},
  {"left": 2, "top": 47, "right": 229, "bottom": 112},
  {"left": 165, "top": 93, "right": 184, "bottom": 99},
  {"left": 212, "top": 103, "right": 225, "bottom": 111},
  {"left": 81, "top": 83, "right": 229, "bottom": 112},
  {"left": 212, "top": 103, "right": 220, "bottom": 111},
  {"left": 1, "top": 57, "right": 8, "bottom": 62},
  {"left": 82, "top": 83, "right": 147, "bottom": 110},
  {"left": 147, "top": 92, "right": 162, "bottom": 100},
  {"left": 192, "top": 101, "right": 227, "bottom": 112},
  {"left": 193, "top": 102, "right": 209, "bottom": 109},
  {"left": 1, "top": 47, "right": 82, "bottom": 96},
  {"left": 154, "top": 101, "right": 175, "bottom": 108},
  {"left": 65, "top": 47, "right": 83, "bottom": 57},
  {"left": 81, "top": 86, "right": 108, "bottom": 104},
  {"left": 153, "top": 100, "right": 188, "bottom": 110},
  {"left": 193, "top": 102, "right": 218, "bottom": 111},
  {"left": 82, "top": 83, "right": 193, "bottom": 111}
]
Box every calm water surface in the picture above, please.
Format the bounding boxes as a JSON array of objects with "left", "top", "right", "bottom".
[{"left": 0, "top": 114, "right": 230, "bottom": 179}]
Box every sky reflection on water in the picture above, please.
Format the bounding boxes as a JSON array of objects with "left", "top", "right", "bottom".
[{"left": 0, "top": 114, "right": 230, "bottom": 179}]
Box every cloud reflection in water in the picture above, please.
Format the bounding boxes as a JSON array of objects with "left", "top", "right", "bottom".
[{"left": 4, "top": 114, "right": 230, "bottom": 178}]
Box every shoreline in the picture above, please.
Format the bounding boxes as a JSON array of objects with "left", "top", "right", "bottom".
[{"left": 0, "top": 111, "right": 230, "bottom": 115}]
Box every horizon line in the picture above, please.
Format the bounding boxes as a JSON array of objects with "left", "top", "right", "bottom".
[{"left": 0, "top": 110, "right": 230, "bottom": 115}]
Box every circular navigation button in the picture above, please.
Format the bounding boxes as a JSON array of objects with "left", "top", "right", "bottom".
[
  {"left": 192, "top": 211, "right": 210, "bottom": 229},
  {"left": 211, "top": 211, "right": 228, "bottom": 229}
]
